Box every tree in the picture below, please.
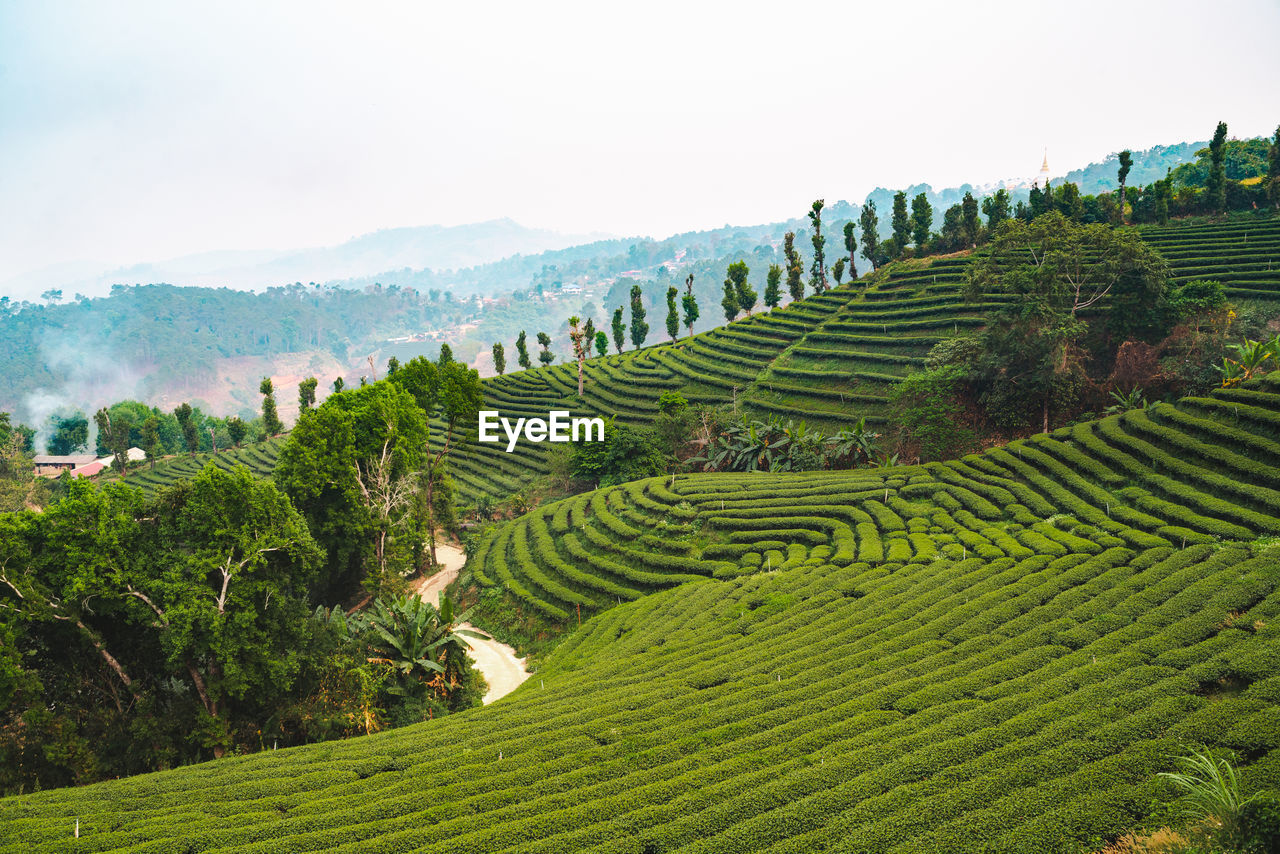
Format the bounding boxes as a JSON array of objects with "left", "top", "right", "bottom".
[
  {"left": 764, "top": 264, "right": 783, "bottom": 308},
  {"left": 890, "top": 191, "right": 910, "bottom": 258},
  {"left": 423, "top": 362, "right": 482, "bottom": 566},
  {"left": 721, "top": 280, "right": 739, "bottom": 323},
  {"left": 260, "top": 378, "right": 283, "bottom": 437},
  {"left": 174, "top": 403, "right": 200, "bottom": 457},
  {"left": 911, "top": 193, "right": 933, "bottom": 252},
  {"left": 437, "top": 343, "right": 454, "bottom": 366},
  {"left": 492, "top": 342, "right": 506, "bottom": 375},
  {"left": 784, "top": 232, "right": 805, "bottom": 301},
  {"left": 46, "top": 411, "right": 89, "bottom": 456},
  {"left": 980, "top": 190, "right": 1009, "bottom": 232},
  {"left": 807, "top": 199, "right": 827, "bottom": 292},
  {"left": 665, "top": 287, "right": 680, "bottom": 343},
  {"left": 127, "top": 465, "right": 321, "bottom": 738},
  {"left": 960, "top": 191, "right": 981, "bottom": 248},
  {"left": 1267, "top": 125, "right": 1280, "bottom": 210},
  {"left": 515, "top": 330, "right": 532, "bottom": 370},
  {"left": 92, "top": 408, "right": 132, "bottom": 472},
  {"left": 141, "top": 416, "right": 161, "bottom": 467},
  {"left": 594, "top": 330, "right": 609, "bottom": 357},
  {"left": 275, "top": 381, "right": 429, "bottom": 599},
  {"left": 298, "top": 377, "right": 319, "bottom": 412},
  {"left": 728, "top": 260, "right": 756, "bottom": 316},
  {"left": 681, "top": 273, "right": 700, "bottom": 340},
  {"left": 966, "top": 212, "right": 1170, "bottom": 432},
  {"left": 332, "top": 377, "right": 345, "bottom": 393},
  {"left": 1155, "top": 172, "right": 1173, "bottom": 225},
  {"left": 583, "top": 317, "right": 595, "bottom": 348},
  {"left": 859, "top": 200, "right": 881, "bottom": 269},
  {"left": 567, "top": 316, "right": 588, "bottom": 397},
  {"left": 536, "top": 332, "right": 554, "bottom": 366},
  {"left": 831, "top": 258, "right": 845, "bottom": 286},
  {"left": 227, "top": 416, "right": 247, "bottom": 449},
  {"left": 386, "top": 356, "right": 400, "bottom": 376},
  {"left": 842, "top": 220, "right": 858, "bottom": 280},
  {"left": 1206, "top": 121, "right": 1228, "bottom": 215},
  {"left": 1116, "top": 149, "right": 1133, "bottom": 224},
  {"left": 611, "top": 307, "right": 625, "bottom": 354},
  {"left": 628, "top": 285, "right": 649, "bottom": 349}
]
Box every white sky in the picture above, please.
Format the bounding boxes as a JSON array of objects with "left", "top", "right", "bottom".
[{"left": 1, "top": 0, "right": 1278, "bottom": 283}]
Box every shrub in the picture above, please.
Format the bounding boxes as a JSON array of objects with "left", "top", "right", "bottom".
[{"left": 888, "top": 365, "right": 977, "bottom": 462}]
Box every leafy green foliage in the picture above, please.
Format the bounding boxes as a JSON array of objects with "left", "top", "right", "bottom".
[
  {"left": 888, "top": 365, "right": 976, "bottom": 461},
  {"left": 569, "top": 419, "right": 665, "bottom": 487}
]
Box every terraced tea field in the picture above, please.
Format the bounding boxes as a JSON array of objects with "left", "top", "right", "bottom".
[
  {"left": 440, "top": 214, "right": 1280, "bottom": 505},
  {"left": 105, "top": 437, "right": 287, "bottom": 497},
  {"left": 6, "top": 374, "right": 1278, "bottom": 852}
]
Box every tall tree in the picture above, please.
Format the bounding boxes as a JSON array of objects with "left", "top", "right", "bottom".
[
  {"left": 859, "top": 200, "right": 881, "bottom": 269},
  {"left": 227, "top": 416, "right": 247, "bottom": 449},
  {"left": 141, "top": 416, "right": 161, "bottom": 467},
  {"left": 890, "top": 191, "right": 911, "bottom": 258},
  {"left": 960, "top": 191, "right": 981, "bottom": 248},
  {"left": 386, "top": 356, "right": 400, "bottom": 376},
  {"left": 1206, "top": 121, "right": 1228, "bottom": 215},
  {"left": 583, "top": 317, "right": 595, "bottom": 347},
  {"left": 298, "top": 377, "right": 318, "bottom": 412},
  {"left": 681, "top": 273, "right": 699, "bottom": 340},
  {"left": 492, "top": 342, "right": 506, "bottom": 375},
  {"left": 536, "top": 332, "right": 554, "bottom": 365},
  {"left": 260, "top": 378, "right": 283, "bottom": 437},
  {"left": 839, "top": 220, "right": 860, "bottom": 280},
  {"left": 332, "top": 377, "right": 345, "bottom": 393},
  {"left": 911, "top": 192, "right": 933, "bottom": 252},
  {"left": 174, "top": 403, "right": 199, "bottom": 457},
  {"left": 807, "top": 199, "right": 828, "bottom": 292},
  {"left": 94, "top": 408, "right": 132, "bottom": 472},
  {"left": 611, "top": 307, "right": 625, "bottom": 354},
  {"left": 1116, "top": 149, "right": 1133, "bottom": 224},
  {"left": 784, "top": 232, "right": 805, "bottom": 301},
  {"left": 437, "top": 343, "right": 454, "bottom": 366},
  {"left": 721, "top": 280, "right": 739, "bottom": 323},
  {"left": 628, "top": 285, "right": 649, "bottom": 349},
  {"left": 665, "top": 287, "right": 680, "bottom": 343},
  {"left": 831, "top": 258, "right": 845, "bottom": 286},
  {"left": 727, "top": 260, "right": 756, "bottom": 315},
  {"left": 763, "top": 263, "right": 783, "bottom": 308},
  {"left": 567, "top": 317, "right": 588, "bottom": 397},
  {"left": 1267, "top": 125, "right": 1280, "bottom": 210},
  {"left": 516, "top": 330, "right": 532, "bottom": 369},
  {"left": 594, "top": 330, "right": 609, "bottom": 357},
  {"left": 980, "top": 190, "right": 1009, "bottom": 232}
]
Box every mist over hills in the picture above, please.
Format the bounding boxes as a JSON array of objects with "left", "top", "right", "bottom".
[{"left": 0, "top": 218, "right": 611, "bottom": 301}]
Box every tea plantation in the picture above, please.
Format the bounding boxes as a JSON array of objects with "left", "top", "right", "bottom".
[
  {"left": 3, "top": 370, "right": 1278, "bottom": 852},
  {"left": 436, "top": 215, "right": 1280, "bottom": 505},
  {"left": 105, "top": 436, "right": 289, "bottom": 497}
]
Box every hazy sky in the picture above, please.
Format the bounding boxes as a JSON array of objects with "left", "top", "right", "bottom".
[{"left": 1, "top": 0, "right": 1278, "bottom": 284}]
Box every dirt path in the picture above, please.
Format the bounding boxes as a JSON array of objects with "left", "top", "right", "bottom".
[{"left": 414, "top": 543, "right": 529, "bottom": 705}]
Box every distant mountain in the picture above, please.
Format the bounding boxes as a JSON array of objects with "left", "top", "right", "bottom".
[{"left": 0, "top": 219, "right": 611, "bottom": 300}]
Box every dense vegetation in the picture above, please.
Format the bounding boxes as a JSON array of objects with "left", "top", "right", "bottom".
[{"left": 4, "top": 370, "right": 1279, "bottom": 850}]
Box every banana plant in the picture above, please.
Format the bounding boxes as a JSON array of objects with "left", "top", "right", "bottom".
[
  {"left": 1226, "top": 338, "right": 1275, "bottom": 381},
  {"left": 1105, "top": 387, "right": 1147, "bottom": 415},
  {"left": 826, "top": 417, "right": 880, "bottom": 468},
  {"left": 1215, "top": 357, "right": 1247, "bottom": 388},
  {"left": 354, "top": 593, "right": 488, "bottom": 694}
]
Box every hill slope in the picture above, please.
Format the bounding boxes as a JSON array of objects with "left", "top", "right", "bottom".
[{"left": 4, "top": 374, "right": 1279, "bottom": 852}]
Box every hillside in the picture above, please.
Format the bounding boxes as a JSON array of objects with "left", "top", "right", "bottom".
[
  {"left": 126, "top": 213, "right": 1280, "bottom": 506},
  {"left": 4, "top": 372, "right": 1279, "bottom": 851},
  {"left": 431, "top": 213, "right": 1280, "bottom": 505}
]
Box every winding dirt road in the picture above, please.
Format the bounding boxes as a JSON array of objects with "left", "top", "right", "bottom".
[{"left": 414, "top": 544, "right": 529, "bottom": 704}]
